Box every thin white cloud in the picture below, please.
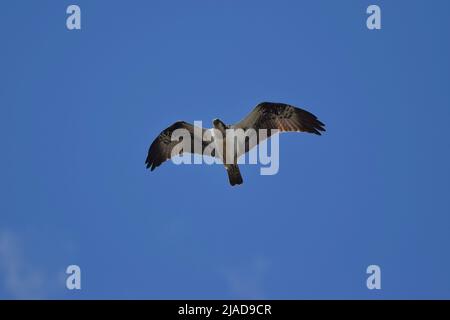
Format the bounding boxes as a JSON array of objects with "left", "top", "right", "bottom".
[
  {"left": 221, "top": 256, "right": 270, "bottom": 299},
  {"left": 0, "top": 230, "right": 46, "bottom": 299}
]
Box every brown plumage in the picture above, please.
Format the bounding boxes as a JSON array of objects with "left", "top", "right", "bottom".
[
  {"left": 145, "top": 102, "right": 325, "bottom": 186},
  {"left": 232, "top": 102, "right": 325, "bottom": 154},
  {"left": 145, "top": 121, "right": 210, "bottom": 171}
]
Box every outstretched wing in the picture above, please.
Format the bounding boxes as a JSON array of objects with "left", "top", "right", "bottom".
[
  {"left": 231, "top": 102, "right": 325, "bottom": 155},
  {"left": 145, "top": 121, "right": 211, "bottom": 171}
]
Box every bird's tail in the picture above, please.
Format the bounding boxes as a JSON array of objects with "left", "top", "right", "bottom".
[{"left": 226, "top": 165, "right": 243, "bottom": 186}]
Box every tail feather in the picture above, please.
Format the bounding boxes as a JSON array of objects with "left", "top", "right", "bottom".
[{"left": 227, "top": 165, "right": 243, "bottom": 186}]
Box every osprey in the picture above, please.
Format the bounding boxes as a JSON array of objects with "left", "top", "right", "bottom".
[{"left": 145, "top": 102, "right": 325, "bottom": 186}]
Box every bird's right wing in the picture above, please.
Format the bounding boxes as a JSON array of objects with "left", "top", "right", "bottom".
[{"left": 145, "top": 121, "right": 212, "bottom": 171}]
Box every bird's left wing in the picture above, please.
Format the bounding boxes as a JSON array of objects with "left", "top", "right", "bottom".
[
  {"left": 231, "top": 102, "right": 326, "bottom": 155},
  {"left": 145, "top": 121, "right": 211, "bottom": 171}
]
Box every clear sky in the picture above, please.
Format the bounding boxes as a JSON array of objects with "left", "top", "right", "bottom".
[{"left": 1, "top": 0, "right": 450, "bottom": 299}]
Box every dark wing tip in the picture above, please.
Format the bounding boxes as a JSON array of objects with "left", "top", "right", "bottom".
[
  {"left": 145, "top": 155, "right": 153, "bottom": 170},
  {"left": 312, "top": 122, "right": 326, "bottom": 135},
  {"left": 145, "top": 155, "right": 159, "bottom": 171},
  {"left": 294, "top": 108, "right": 326, "bottom": 135},
  {"left": 145, "top": 150, "right": 163, "bottom": 172},
  {"left": 145, "top": 139, "right": 160, "bottom": 171},
  {"left": 145, "top": 120, "right": 194, "bottom": 172}
]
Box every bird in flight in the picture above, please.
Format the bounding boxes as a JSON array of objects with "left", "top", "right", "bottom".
[{"left": 145, "top": 102, "right": 325, "bottom": 186}]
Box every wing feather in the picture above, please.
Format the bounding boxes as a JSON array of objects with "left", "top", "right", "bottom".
[
  {"left": 145, "top": 121, "right": 211, "bottom": 171},
  {"left": 231, "top": 102, "right": 325, "bottom": 155}
]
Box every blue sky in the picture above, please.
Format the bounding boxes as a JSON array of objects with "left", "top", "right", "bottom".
[{"left": 1, "top": 0, "right": 450, "bottom": 299}]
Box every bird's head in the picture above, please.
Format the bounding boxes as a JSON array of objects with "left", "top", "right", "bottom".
[{"left": 212, "top": 118, "right": 227, "bottom": 131}]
